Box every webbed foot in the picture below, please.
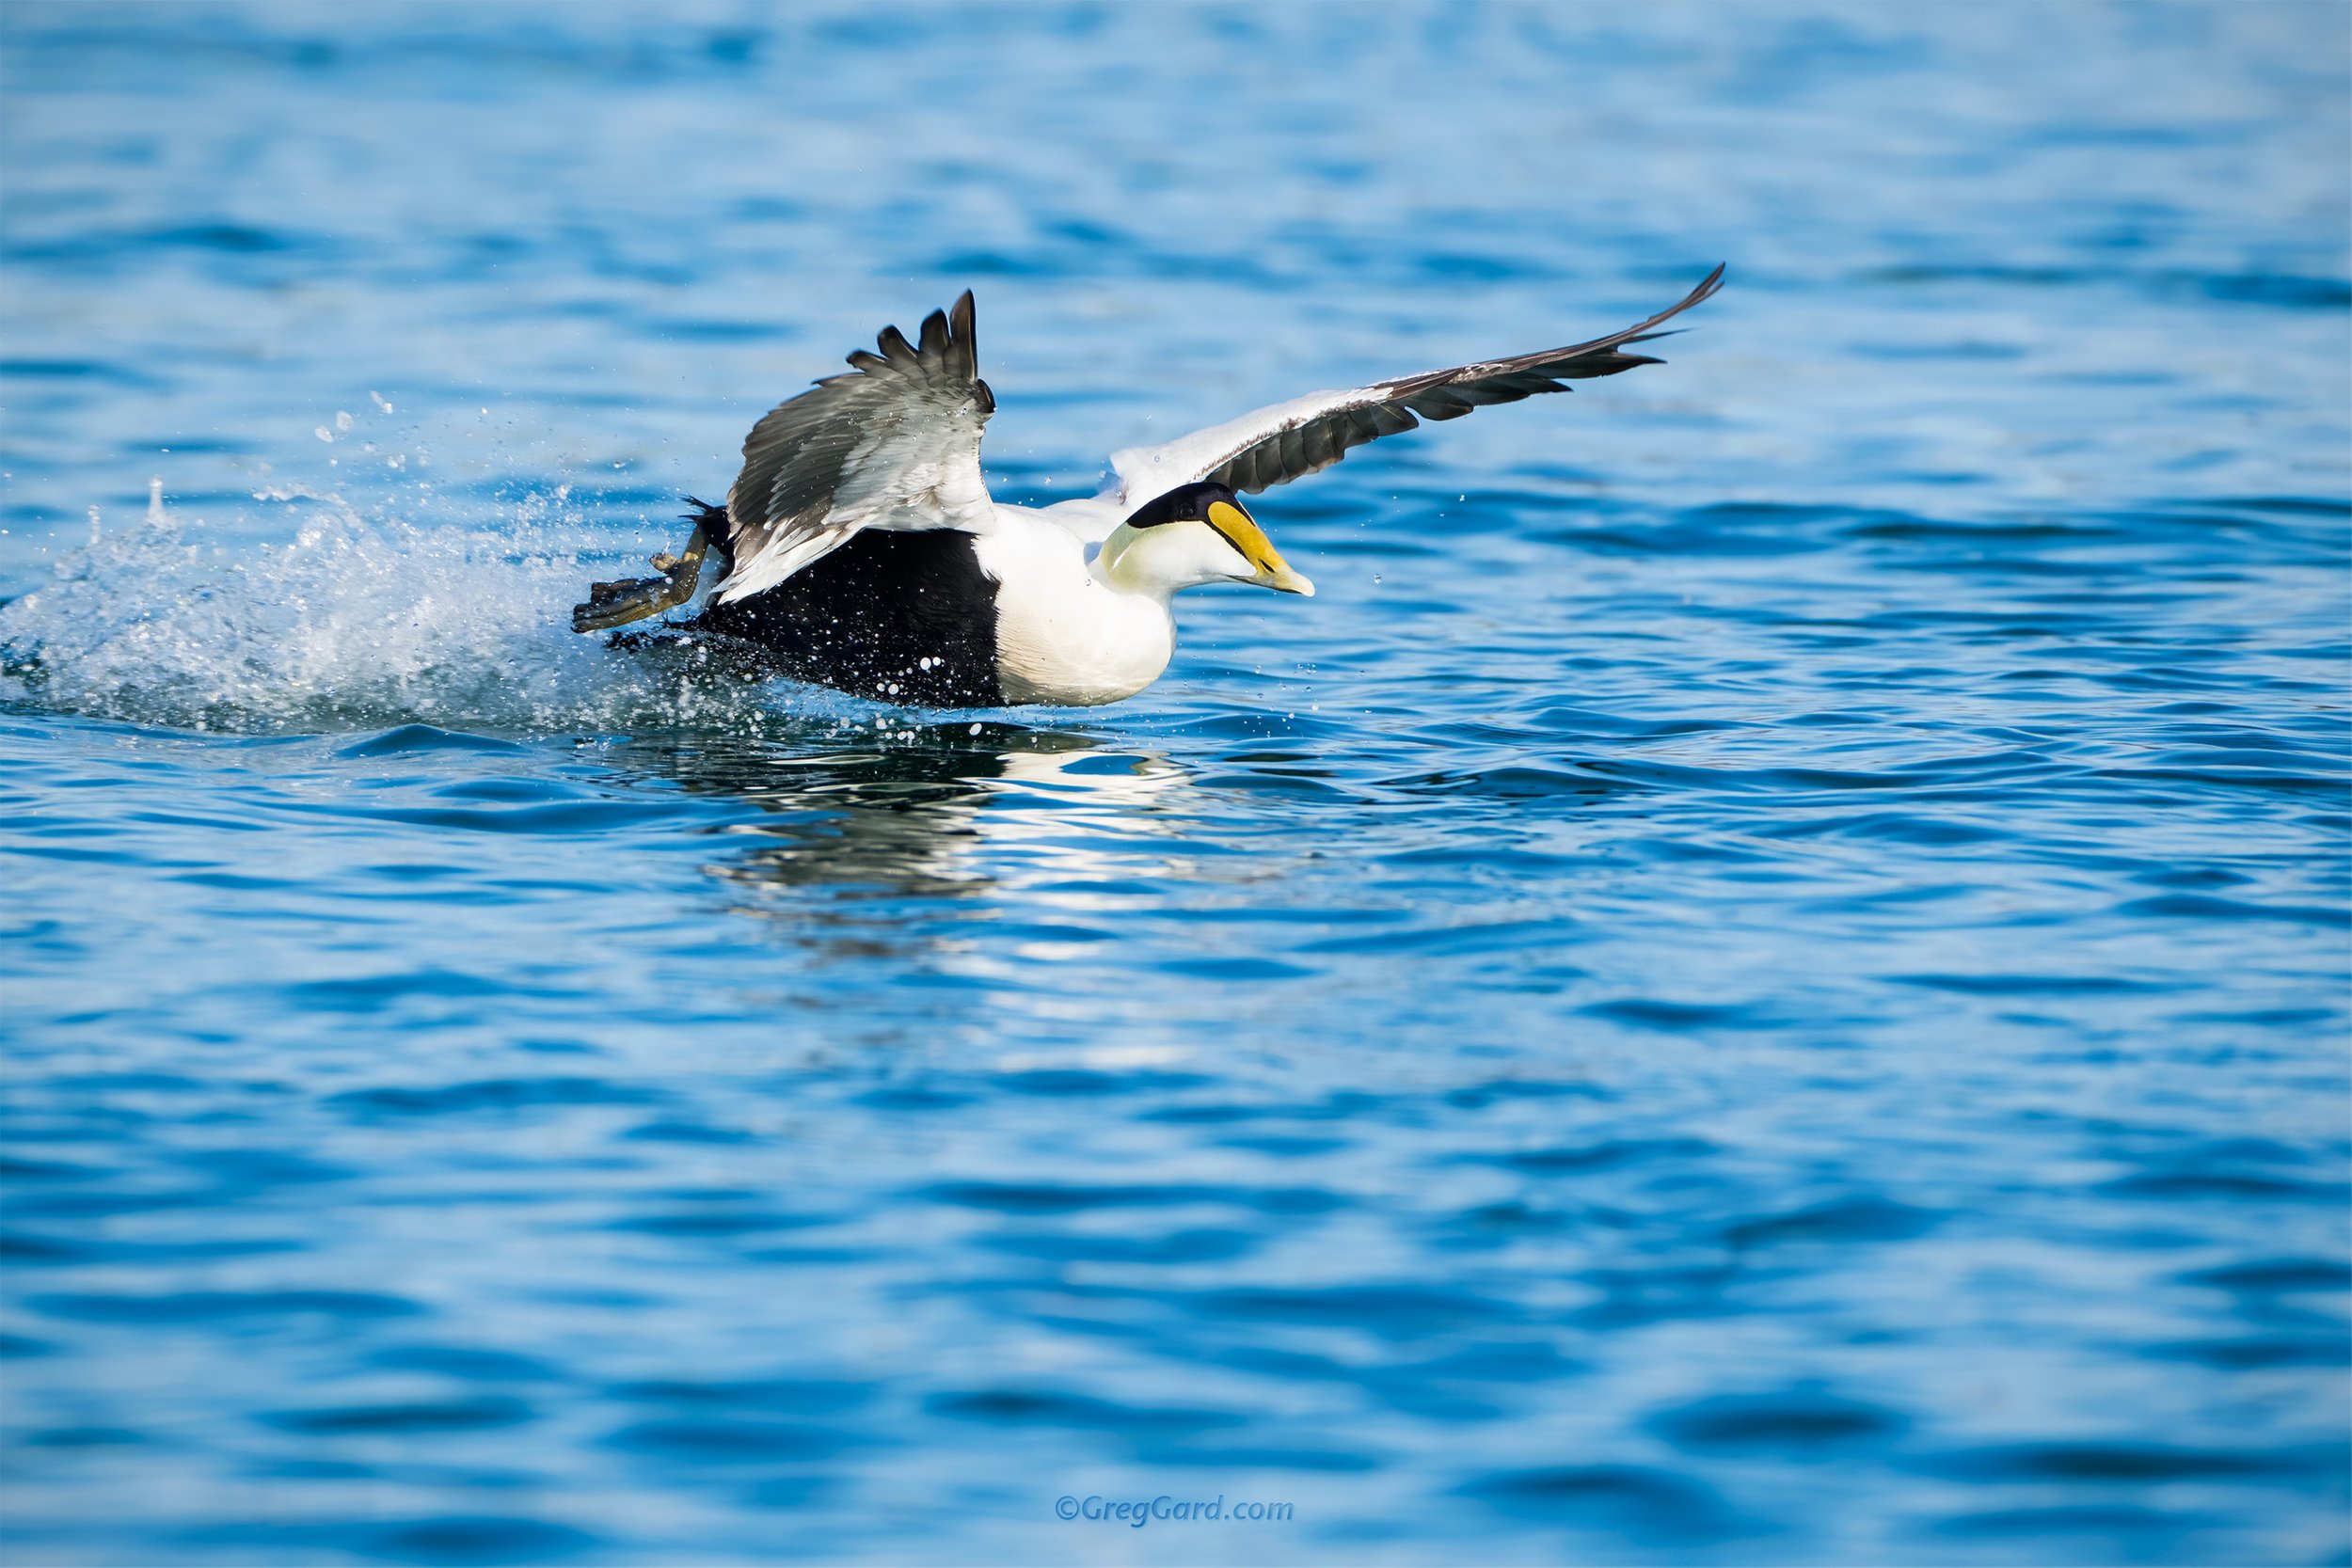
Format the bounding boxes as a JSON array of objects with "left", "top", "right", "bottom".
[{"left": 571, "top": 523, "right": 712, "bottom": 633}]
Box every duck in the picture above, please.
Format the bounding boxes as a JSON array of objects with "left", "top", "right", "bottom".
[{"left": 573, "top": 266, "right": 1724, "bottom": 707}]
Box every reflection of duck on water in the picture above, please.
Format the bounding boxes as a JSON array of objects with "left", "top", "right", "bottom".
[
  {"left": 610, "top": 721, "right": 1190, "bottom": 917},
  {"left": 576, "top": 272, "right": 1723, "bottom": 707}
]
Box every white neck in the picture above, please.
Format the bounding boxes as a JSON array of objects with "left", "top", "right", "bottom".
[
  {"left": 1089, "top": 559, "right": 1166, "bottom": 604},
  {"left": 1092, "top": 520, "right": 1238, "bottom": 602},
  {"left": 977, "top": 518, "right": 1177, "bottom": 706}
]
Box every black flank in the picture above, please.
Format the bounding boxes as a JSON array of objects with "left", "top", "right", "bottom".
[{"left": 690, "top": 528, "right": 1003, "bottom": 707}]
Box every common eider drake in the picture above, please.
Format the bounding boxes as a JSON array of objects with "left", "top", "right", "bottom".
[{"left": 574, "top": 266, "right": 1724, "bottom": 707}]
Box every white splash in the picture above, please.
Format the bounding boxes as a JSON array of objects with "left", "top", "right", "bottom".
[{"left": 0, "top": 488, "right": 820, "bottom": 737}]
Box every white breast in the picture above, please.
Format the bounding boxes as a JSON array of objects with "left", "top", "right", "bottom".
[{"left": 977, "top": 510, "right": 1174, "bottom": 706}]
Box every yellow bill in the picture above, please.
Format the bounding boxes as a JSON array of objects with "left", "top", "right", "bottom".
[{"left": 1207, "top": 499, "right": 1315, "bottom": 596}]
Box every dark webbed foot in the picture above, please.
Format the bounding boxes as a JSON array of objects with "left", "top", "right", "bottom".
[{"left": 571, "top": 523, "right": 712, "bottom": 633}]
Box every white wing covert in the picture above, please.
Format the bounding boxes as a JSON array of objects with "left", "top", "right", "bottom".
[
  {"left": 719, "top": 292, "right": 997, "bottom": 603},
  {"left": 1104, "top": 265, "right": 1724, "bottom": 510}
]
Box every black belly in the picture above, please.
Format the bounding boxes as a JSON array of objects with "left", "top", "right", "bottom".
[{"left": 690, "top": 529, "right": 1003, "bottom": 706}]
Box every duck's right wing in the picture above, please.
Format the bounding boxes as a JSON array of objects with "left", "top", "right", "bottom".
[
  {"left": 1103, "top": 265, "right": 1724, "bottom": 512},
  {"left": 717, "top": 292, "right": 999, "bottom": 603}
]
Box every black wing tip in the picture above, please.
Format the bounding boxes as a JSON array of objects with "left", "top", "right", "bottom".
[
  {"left": 1554, "top": 261, "right": 1724, "bottom": 364},
  {"left": 1656, "top": 262, "right": 1726, "bottom": 318},
  {"left": 918, "top": 306, "right": 951, "bottom": 356},
  {"left": 1639, "top": 263, "right": 1725, "bottom": 325},
  {"left": 950, "top": 289, "right": 977, "bottom": 377},
  {"left": 846, "top": 290, "right": 980, "bottom": 378}
]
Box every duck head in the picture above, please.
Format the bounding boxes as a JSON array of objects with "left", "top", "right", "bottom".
[{"left": 1096, "top": 482, "right": 1314, "bottom": 601}]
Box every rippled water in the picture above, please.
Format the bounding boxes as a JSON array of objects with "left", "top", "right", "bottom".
[{"left": 4, "top": 4, "right": 2347, "bottom": 1563}]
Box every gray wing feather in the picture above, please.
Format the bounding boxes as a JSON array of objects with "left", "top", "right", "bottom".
[{"left": 719, "top": 291, "right": 996, "bottom": 602}]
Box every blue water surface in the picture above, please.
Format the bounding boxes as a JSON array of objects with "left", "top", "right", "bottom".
[{"left": 2, "top": 3, "right": 2347, "bottom": 1563}]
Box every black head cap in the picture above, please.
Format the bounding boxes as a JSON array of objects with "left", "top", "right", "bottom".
[{"left": 1124, "top": 480, "right": 1241, "bottom": 530}]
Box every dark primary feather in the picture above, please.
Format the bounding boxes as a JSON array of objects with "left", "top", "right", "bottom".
[{"left": 1203, "top": 264, "right": 1725, "bottom": 495}]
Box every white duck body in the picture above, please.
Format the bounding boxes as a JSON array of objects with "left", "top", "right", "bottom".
[
  {"left": 977, "top": 497, "right": 1314, "bottom": 705},
  {"left": 977, "top": 503, "right": 1174, "bottom": 707}
]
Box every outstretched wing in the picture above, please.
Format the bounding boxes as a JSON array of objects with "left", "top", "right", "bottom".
[
  {"left": 1104, "top": 265, "right": 1724, "bottom": 509},
  {"left": 718, "top": 291, "right": 997, "bottom": 603}
]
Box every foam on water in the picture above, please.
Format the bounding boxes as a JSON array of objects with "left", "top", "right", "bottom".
[{"left": 0, "top": 483, "right": 840, "bottom": 737}]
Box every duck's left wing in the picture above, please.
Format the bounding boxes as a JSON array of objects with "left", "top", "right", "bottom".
[
  {"left": 718, "top": 292, "right": 997, "bottom": 603},
  {"left": 1104, "top": 265, "right": 1724, "bottom": 511}
]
